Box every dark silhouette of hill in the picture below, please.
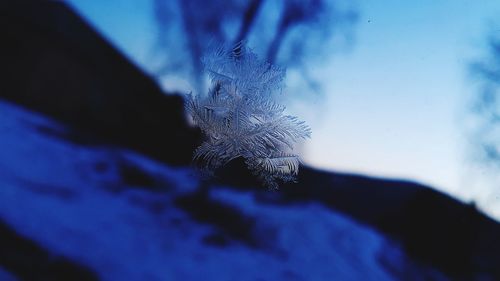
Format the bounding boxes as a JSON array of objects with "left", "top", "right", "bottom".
[
  {"left": 217, "top": 160, "right": 500, "bottom": 279},
  {"left": 1, "top": 1, "right": 500, "bottom": 280},
  {"left": 0, "top": 0, "right": 200, "bottom": 166},
  {"left": 292, "top": 167, "right": 500, "bottom": 279}
]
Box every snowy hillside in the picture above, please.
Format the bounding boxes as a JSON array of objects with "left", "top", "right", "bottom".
[{"left": 0, "top": 100, "right": 450, "bottom": 281}]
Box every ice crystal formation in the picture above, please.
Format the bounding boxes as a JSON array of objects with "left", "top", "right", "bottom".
[{"left": 186, "top": 42, "right": 311, "bottom": 189}]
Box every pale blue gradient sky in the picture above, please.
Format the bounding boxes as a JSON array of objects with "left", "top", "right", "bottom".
[
  {"left": 66, "top": 0, "right": 500, "bottom": 216},
  {"left": 304, "top": 1, "right": 500, "bottom": 191}
]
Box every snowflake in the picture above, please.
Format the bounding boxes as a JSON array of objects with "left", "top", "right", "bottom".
[{"left": 186, "top": 42, "right": 311, "bottom": 189}]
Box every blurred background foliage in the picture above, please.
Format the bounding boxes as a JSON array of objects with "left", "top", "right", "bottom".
[{"left": 151, "top": 0, "right": 358, "bottom": 95}]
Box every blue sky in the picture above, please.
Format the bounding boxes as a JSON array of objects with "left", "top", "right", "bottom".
[
  {"left": 306, "top": 1, "right": 500, "bottom": 193},
  {"left": 66, "top": 0, "right": 500, "bottom": 216}
]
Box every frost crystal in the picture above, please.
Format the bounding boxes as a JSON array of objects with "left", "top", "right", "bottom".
[{"left": 186, "top": 42, "right": 311, "bottom": 189}]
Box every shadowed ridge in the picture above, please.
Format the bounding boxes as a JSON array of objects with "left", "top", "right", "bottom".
[
  {"left": 216, "top": 160, "right": 500, "bottom": 279},
  {"left": 0, "top": 0, "right": 201, "bottom": 165}
]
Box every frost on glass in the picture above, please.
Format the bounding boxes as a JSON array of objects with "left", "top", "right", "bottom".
[{"left": 186, "top": 42, "right": 311, "bottom": 189}]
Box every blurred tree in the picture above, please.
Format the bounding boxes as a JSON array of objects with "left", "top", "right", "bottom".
[
  {"left": 467, "top": 33, "right": 500, "bottom": 215},
  {"left": 471, "top": 35, "right": 500, "bottom": 168},
  {"left": 152, "top": 0, "right": 358, "bottom": 95}
]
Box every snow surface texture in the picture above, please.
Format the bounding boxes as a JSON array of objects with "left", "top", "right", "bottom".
[
  {"left": 187, "top": 42, "right": 311, "bottom": 189},
  {"left": 0, "top": 100, "right": 447, "bottom": 280}
]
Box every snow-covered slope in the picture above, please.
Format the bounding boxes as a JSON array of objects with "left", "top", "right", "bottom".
[{"left": 0, "top": 100, "right": 447, "bottom": 280}]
